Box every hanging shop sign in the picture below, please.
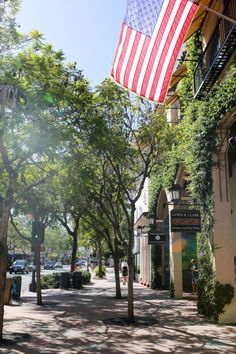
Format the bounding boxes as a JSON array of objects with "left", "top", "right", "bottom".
[
  {"left": 171, "top": 209, "right": 201, "bottom": 232},
  {"left": 148, "top": 231, "right": 166, "bottom": 245}
]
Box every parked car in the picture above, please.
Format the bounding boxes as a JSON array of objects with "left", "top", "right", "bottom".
[
  {"left": 44, "top": 261, "right": 55, "bottom": 270},
  {"left": 28, "top": 262, "right": 35, "bottom": 272},
  {"left": 54, "top": 261, "right": 63, "bottom": 269},
  {"left": 9, "top": 259, "right": 29, "bottom": 274},
  {"left": 89, "top": 258, "right": 98, "bottom": 268},
  {"left": 76, "top": 259, "right": 88, "bottom": 269}
]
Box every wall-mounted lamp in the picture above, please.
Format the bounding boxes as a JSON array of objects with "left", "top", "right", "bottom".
[
  {"left": 229, "top": 136, "right": 236, "bottom": 150},
  {"left": 168, "top": 184, "right": 182, "bottom": 203},
  {"left": 148, "top": 213, "right": 155, "bottom": 225},
  {"left": 137, "top": 226, "right": 143, "bottom": 236}
]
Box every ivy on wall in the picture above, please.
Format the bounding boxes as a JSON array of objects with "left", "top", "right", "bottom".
[
  {"left": 187, "top": 66, "right": 236, "bottom": 320},
  {"left": 150, "top": 31, "right": 236, "bottom": 320},
  {"left": 151, "top": 245, "right": 160, "bottom": 289}
]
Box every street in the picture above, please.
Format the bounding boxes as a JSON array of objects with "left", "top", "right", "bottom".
[{"left": 7, "top": 265, "right": 70, "bottom": 292}]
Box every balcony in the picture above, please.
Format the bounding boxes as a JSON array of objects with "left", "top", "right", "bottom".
[{"left": 194, "top": 2, "right": 236, "bottom": 97}]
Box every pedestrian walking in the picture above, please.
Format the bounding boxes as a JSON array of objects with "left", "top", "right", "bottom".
[
  {"left": 121, "top": 260, "right": 128, "bottom": 285},
  {"left": 11, "top": 276, "right": 21, "bottom": 305},
  {"left": 190, "top": 259, "right": 198, "bottom": 295}
]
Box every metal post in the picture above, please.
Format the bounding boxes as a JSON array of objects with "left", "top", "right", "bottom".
[{"left": 29, "top": 268, "right": 36, "bottom": 292}]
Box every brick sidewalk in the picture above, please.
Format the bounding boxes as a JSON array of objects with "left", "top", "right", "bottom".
[{"left": 1, "top": 268, "right": 236, "bottom": 353}]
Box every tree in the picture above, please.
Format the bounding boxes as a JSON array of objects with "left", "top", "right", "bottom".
[
  {"left": 81, "top": 205, "right": 124, "bottom": 298},
  {"left": 75, "top": 155, "right": 127, "bottom": 298},
  {"left": 42, "top": 225, "right": 71, "bottom": 262},
  {"left": 0, "top": 37, "right": 90, "bottom": 339},
  {"left": 80, "top": 79, "right": 168, "bottom": 322},
  {"left": 0, "top": 0, "right": 23, "bottom": 54}
]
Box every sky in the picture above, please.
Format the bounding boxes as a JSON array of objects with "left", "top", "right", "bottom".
[{"left": 17, "top": 0, "right": 127, "bottom": 88}]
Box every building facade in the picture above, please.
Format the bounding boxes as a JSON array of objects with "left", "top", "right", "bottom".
[{"left": 136, "top": 0, "right": 236, "bottom": 323}]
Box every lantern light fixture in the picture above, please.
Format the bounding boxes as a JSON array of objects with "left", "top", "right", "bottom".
[
  {"left": 168, "top": 184, "right": 182, "bottom": 203},
  {"left": 137, "top": 226, "right": 142, "bottom": 236},
  {"left": 148, "top": 213, "right": 155, "bottom": 225}
]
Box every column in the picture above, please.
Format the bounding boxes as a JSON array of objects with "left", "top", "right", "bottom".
[
  {"left": 169, "top": 229, "right": 183, "bottom": 298},
  {"left": 212, "top": 132, "right": 236, "bottom": 323}
]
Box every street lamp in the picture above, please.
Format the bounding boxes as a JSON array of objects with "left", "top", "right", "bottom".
[
  {"left": 229, "top": 136, "right": 236, "bottom": 150},
  {"left": 136, "top": 226, "right": 142, "bottom": 236},
  {"left": 168, "top": 184, "right": 182, "bottom": 203},
  {"left": 148, "top": 213, "right": 155, "bottom": 225}
]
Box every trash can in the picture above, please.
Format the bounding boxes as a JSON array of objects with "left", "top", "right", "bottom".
[
  {"left": 4, "top": 278, "right": 12, "bottom": 305},
  {"left": 72, "top": 271, "right": 82, "bottom": 289},
  {"left": 60, "top": 272, "right": 71, "bottom": 289}
]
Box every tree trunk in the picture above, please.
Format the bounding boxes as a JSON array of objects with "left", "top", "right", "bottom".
[
  {"left": 0, "top": 202, "right": 12, "bottom": 340},
  {"left": 103, "top": 229, "right": 121, "bottom": 297},
  {"left": 58, "top": 215, "right": 80, "bottom": 273},
  {"left": 35, "top": 244, "right": 42, "bottom": 305},
  {"left": 127, "top": 209, "right": 135, "bottom": 323},
  {"left": 113, "top": 255, "right": 122, "bottom": 299},
  {"left": 97, "top": 232, "right": 103, "bottom": 278},
  {"left": 70, "top": 233, "right": 78, "bottom": 272},
  {"left": 127, "top": 250, "right": 134, "bottom": 322}
]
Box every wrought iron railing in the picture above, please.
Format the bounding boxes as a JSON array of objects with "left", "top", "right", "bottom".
[{"left": 194, "top": 2, "right": 236, "bottom": 96}]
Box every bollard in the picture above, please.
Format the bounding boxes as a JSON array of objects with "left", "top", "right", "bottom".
[{"left": 29, "top": 269, "right": 36, "bottom": 292}]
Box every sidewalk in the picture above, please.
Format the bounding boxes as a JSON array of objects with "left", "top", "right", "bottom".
[{"left": 1, "top": 268, "right": 236, "bottom": 354}]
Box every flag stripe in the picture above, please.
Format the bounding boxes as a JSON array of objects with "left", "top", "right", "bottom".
[
  {"left": 150, "top": 0, "right": 193, "bottom": 101},
  {"left": 141, "top": 0, "right": 180, "bottom": 98},
  {"left": 112, "top": 23, "right": 128, "bottom": 79},
  {"left": 127, "top": 33, "right": 146, "bottom": 90},
  {"left": 115, "top": 26, "right": 132, "bottom": 84},
  {"left": 120, "top": 29, "right": 137, "bottom": 85},
  {"left": 156, "top": 1, "right": 197, "bottom": 101},
  {"left": 111, "top": 0, "right": 198, "bottom": 103},
  {"left": 123, "top": 31, "right": 142, "bottom": 88},
  {"left": 130, "top": 35, "right": 150, "bottom": 93},
  {"left": 136, "top": 0, "right": 170, "bottom": 96}
]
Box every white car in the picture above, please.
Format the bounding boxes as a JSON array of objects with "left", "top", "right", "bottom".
[{"left": 54, "top": 261, "right": 63, "bottom": 269}]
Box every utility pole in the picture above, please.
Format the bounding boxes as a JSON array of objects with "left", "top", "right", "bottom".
[{"left": 29, "top": 218, "right": 45, "bottom": 305}]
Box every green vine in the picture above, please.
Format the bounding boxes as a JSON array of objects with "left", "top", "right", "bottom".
[
  {"left": 150, "top": 32, "right": 235, "bottom": 320},
  {"left": 151, "top": 245, "right": 162, "bottom": 289},
  {"left": 188, "top": 67, "right": 236, "bottom": 320}
]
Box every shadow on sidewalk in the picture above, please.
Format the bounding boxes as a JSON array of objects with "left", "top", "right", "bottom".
[{"left": 2, "top": 270, "right": 236, "bottom": 354}]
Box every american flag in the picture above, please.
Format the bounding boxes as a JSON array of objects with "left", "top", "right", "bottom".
[{"left": 111, "top": 0, "right": 198, "bottom": 103}]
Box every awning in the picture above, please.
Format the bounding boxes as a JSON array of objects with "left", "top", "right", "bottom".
[
  {"left": 165, "top": 1, "right": 212, "bottom": 103},
  {"left": 165, "top": 64, "right": 186, "bottom": 105},
  {"left": 134, "top": 212, "right": 149, "bottom": 229},
  {"left": 165, "top": 91, "right": 179, "bottom": 106},
  {"left": 184, "top": 0, "right": 212, "bottom": 41},
  {"left": 168, "top": 64, "right": 187, "bottom": 91}
]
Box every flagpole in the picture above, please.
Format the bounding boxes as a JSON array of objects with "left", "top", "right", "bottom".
[{"left": 196, "top": 2, "right": 236, "bottom": 25}]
